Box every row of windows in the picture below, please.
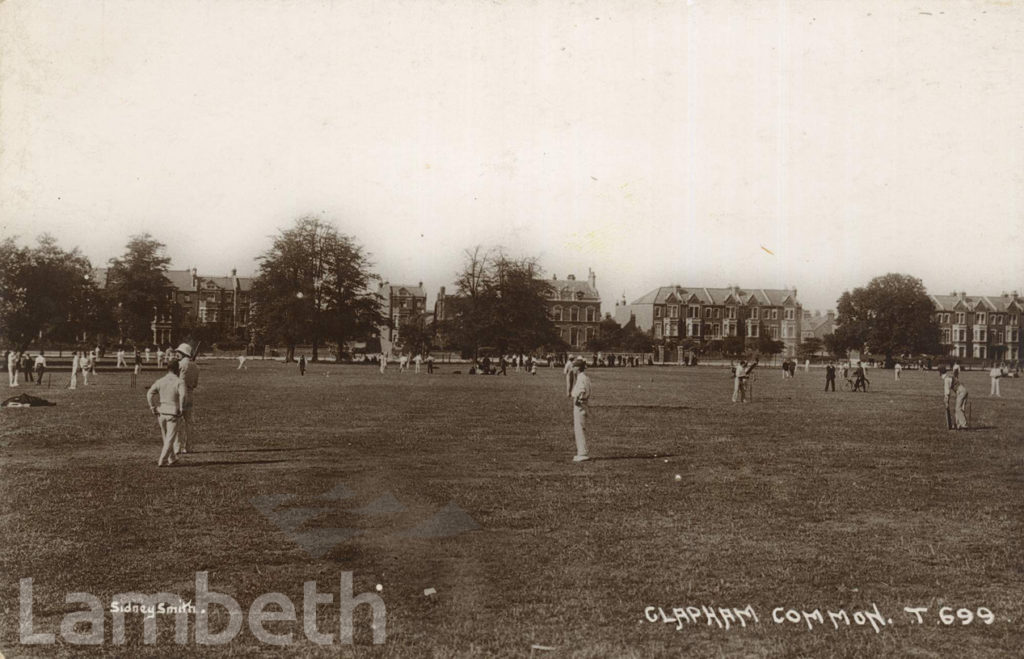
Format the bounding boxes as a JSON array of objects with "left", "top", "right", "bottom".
[
  {"left": 654, "top": 305, "right": 792, "bottom": 321},
  {"left": 563, "top": 326, "right": 595, "bottom": 347},
  {"left": 551, "top": 306, "right": 597, "bottom": 322},
  {"left": 943, "top": 328, "right": 1021, "bottom": 343},
  {"left": 654, "top": 322, "right": 782, "bottom": 340},
  {"left": 936, "top": 312, "right": 1020, "bottom": 326}
]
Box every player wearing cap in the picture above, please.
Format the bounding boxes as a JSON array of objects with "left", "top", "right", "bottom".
[
  {"left": 570, "top": 358, "right": 592, "bottom": 462},
  {"left": 174, "top": 342, "right": 200, "bottom": 454},
  {"left": 148, "top": 359, "right": 186, "bottom": 467}
]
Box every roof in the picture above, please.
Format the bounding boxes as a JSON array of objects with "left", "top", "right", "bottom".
[
  {"left": 549, "top": 278, "right": 600, "bottom": 302},
  {"left": 932, "top": 293, "right": 1024, "bottom": 312},
  {"left": 382, "top": 283, "right": 426, "bottom": 297},
  {"left": 165, "top": 269, "right": 196, "bottom": 291},
  {"left": 629, "top": 285, "right": 798, "bottom": 307}
]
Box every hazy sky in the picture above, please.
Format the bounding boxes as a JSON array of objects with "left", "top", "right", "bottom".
[{"left": 1, "top": 0, "right": 1021, "bottom": 313}]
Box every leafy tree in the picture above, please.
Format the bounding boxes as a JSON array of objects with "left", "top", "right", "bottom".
[
  {"left": 755, "top": 335, "right": 785, "bottom": 359},
  {"left": 105, "top": 234, "right": 174, "bottom": 345},
  {"left": 798, "top": 337, "right": 824, "bottom": 359},
  {"left": 250, "top": 217, "right": 383, "bottom": 362},
  {"left": 0, "top": 234, "right": 102, "bottom": 349},
  {"left": 446, "top": 247, "right": 559, "bottom": 358},
  {"left": 399, "top": 313, "right": 434, "bottom": 356},
  {"left": 822, "top": 333, "right": 847, "bottom": 359},
  {"left": 834, "top": 273, "right": 940, "bottom": 366}
]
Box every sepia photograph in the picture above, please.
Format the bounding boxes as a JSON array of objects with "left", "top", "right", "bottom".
[{"left": 1, "top": 0, "right": 1021, "bottom": 656}]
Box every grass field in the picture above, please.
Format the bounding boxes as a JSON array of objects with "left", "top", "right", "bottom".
[{"left": 1, "top": 360, "right": 1021, "bottom": 657}]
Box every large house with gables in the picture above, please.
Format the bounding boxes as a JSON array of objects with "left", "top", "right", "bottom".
[
  {"left": 93, "top": 266, "right": 254, "bottom": 346},
  {"left": 546, "top": 270, "right": 602, "bottom": 350},
  {"left": 377, "top": 281, "right": 427, "bottom": 355},
  {"left": 615, "top": 285, "right": 803, "bottom": 357},
  {"left": 930, "top": 291, "right": 1023, "bottom": 362}
]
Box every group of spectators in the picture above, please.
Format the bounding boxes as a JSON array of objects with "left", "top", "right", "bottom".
[{"left": 5, "top": 350, "right": 47, "bottom": 386}]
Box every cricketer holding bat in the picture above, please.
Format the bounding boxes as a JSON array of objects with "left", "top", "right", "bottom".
[{"left": 148, "top": 359, "right": 186, "bottom": 467}]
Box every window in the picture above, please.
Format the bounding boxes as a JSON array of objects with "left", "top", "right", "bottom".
[
  {"left": 772, "top": 309, "right": 779, "bottom": 320},
  {"left": 784, "top": 308, "right": 795, "bottom": 320},
  {"left": 654, "top": 324, "right": 663, "bottom": 338},
  {"left": 586, "top": 307, "right": 595, "bottom": 322},
  {"left": 770, "top": 326, "right": 779, "bottom": 338},
  {"left": 714, "top": 308, "right": 721, "bottom": 319},
  {"left": 655, "top": 307, "right": 662, "bottom": 319},
  {"left": 552, "top": 306, "right": 563, "bottom": 321},
  {"left": 956, "top": 312, "right": 965, "bottom": 324},
  {"left": 689, "top": 305, "right": 699, "bottom": 318},
  {"left": 669, "top": 305, "right": 678, "bottom": 318},
  {"left": 1011, "top": 314, "right": 1019, "bottom": 326},
  {"left": 570, "top": 306, "right": 579, "bottom": 322},
  {"left": 713, "top": 323, "right": 720, "bottom": 337},
  {"left": 977, "top": 313, "right": 986, "bottom": 325},
  {"left": 704, "top": 307, "right": 712, "bottom": 319},
  {"left": 726, "top": 307, "right": 736, "bottom": 319},
  {"left": 751, "top": 308, "right": 759, "bottom": 320},
  {"left": 942, "top": 328, "right": 951, "bottom": 343},
  {"left": 585, "top": 327, "right": 594, "bottom": 343},
  {"left": 748, "top": 323, "right": 759, "bottom": 338}
]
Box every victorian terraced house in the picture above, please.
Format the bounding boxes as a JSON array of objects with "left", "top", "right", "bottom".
[
  {"left": 615, "top": 285, "right": 803, "bottom": 357},
  {"left": 930, "top": 291, "right": 1023, "bottom": 362}
]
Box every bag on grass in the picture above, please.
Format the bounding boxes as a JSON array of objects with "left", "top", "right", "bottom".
[{"left": 2, "top": 393, "right": 57, "bottom": 407}]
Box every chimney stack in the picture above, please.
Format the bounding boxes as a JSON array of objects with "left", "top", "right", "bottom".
[
  {"left": 567, "top": 274, "right": 576, "bottom": 281},
  {"left": 588, "top": 268, "right": 596, "bottom": 289}
]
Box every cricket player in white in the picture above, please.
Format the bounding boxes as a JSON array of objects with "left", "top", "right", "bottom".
[
  {"left": 379, "top": 352, "right": 388, "bottom": 374},
  {"left": 894, "top": 362, "right": 902, "bottom": 381},
  {"left": 237, "top": 353, "right": 247, "bottom": 370},
  {"left": 174, "top": 343, "right": 199, "bottom": 454},
  {"left": 116, "top": 349, "right": 127, "bottom": 368},
  {"left": 80, "top": 352, "right": 91, "bottom": 386},
  {"left": 570, "top": 359, "right": 592, "bottom": 462},
  {"left": 989, "top": 365, "right": 1002, "bottom": 397},
  {"left": 69, "top": 351, "right": 80, "bottom": 389},
  {"left": 145, "top": 347, "right": 151, "bottom": 364},
  {"left": 7, "top": 350, "right": 18, "bottom": 387},
  {"left": 148, "top": 359, "right": 186, "bottom": 467},
  {"left": 413, "top": 354, "right": 423, "bottom": 373}
]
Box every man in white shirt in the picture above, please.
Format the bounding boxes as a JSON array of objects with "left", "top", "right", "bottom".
[
  {"left": 33, "top": 353, "right": 46, "bottom": 385},
  {"left": 989, "top": 364, "right": 1002, "bottom": 397},
  {"left": 147, "top": 359, "right": 187, "bottom": 467},
  {"left": 116, "top": 348, "right": 127, "bottom": 368},
  {"left": 379, "top": 352, "right": 388, "bottom": 374},
  {"left": 399, "top": 354, "right": 409, "bottom": 372},
  {"left": 7, "top": 349, "right": 18, "bottom": 387},
  {"left": 413, "top": 353, "right": 423, "bottom": 374},
  {"left": 174, "top": 343, "right": 199, "bottom": 454},
  {"left": 894, "top": 362, "right": 902, "bottom": 381},
  {"left": 570, "top": 359, "right": 592, "bottom": 462},
  {"left": 732, "top": 359, "right": 758, "bottom": 403},
  {"left": 80, "top": 352, "right": 91, "bottom": 386}
]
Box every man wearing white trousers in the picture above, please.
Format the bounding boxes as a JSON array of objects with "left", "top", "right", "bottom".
[
  {"left": 989, "top": 365, "right": 1002, "bottom": 397},
  {"left": 174, "top": 343, "right": 199, "bottom": 455},
  {"left": 148, "top": 359, "right": 186, "bottom": 467},
  {"left": 7, "top": 349, "right": 18, "bottom": 387},
  {"left": 570, "top": 358, "right": 592, "bottom": 462}
]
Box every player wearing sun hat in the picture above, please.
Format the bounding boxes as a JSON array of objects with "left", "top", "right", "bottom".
[
  {"left": 570, "top": 358, "right": 592, "bottom": 462},
  {"left": 173, "top": 342, "right": 199, "bottom": 455}
]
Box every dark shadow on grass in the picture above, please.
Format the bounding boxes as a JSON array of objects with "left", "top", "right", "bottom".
[
  {"left": 169, "top": 459, "right": 293, "bottom": 468},
  {"left": 193, "top": 448, "right": 305, "bottom": 454},
  {"left": 958, "top": 426, "right": 996, "bottom": 432},
  {"left": 588, "top": 454, "right": 676, "bottom": 461},
  {"left": 593, "top": 404, "right": 696, "bottom": 410}
]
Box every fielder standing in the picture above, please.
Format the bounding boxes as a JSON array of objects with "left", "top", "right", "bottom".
[
  {"left": 174, "top": 343, "right": 199, "bottom": 454},
  {"left": 148, "top": 359, "right": 186, "bottom": 467},
  {"left": 570, "top": 358, "right": 592, "bottom": 462}
]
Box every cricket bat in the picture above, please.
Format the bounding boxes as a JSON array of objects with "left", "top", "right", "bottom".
[{"left": 944, "top": 401, "right": 953, "bottom": 430}]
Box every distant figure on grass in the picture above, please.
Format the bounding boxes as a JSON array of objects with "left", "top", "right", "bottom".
[
  {"left": 147, "top": 358, "right": 186, "bottom": 467},
  {"left": 498, "top": 356, "right": 507, "bottom": 376},
  {"left": 145, "top": 347, "right": 151, "bottom": 364},
  {"left": 989, "top": 364, "right": 1003, "bottom": 397},
  {"left": 34, "top": 353, "right": 46, "bottom": 385},
  {"left": 80, "top": 352, "right": 92, "bottom": 386},
  {"left": 399, "top": 354, "right": 409, "bottom": 372},
  {"left": 570, "top": 359, "right": 592, "bottom": 462},
  {"left": 7, "top": 349, "right": 19, "bottom": 387},
  {"left": 804, "top": 359, "right": 810, "bottom": 373},
  {"left": 156, "top": 347, "right": 164, "bottom": 367},
  {"left": 299, "top": 355, "right": 306, "bottom": 376},
  {"left": 853, "top": 362, "right": 868, "bottom": 392},
  {"left": 414, "top": 353, "right": 423, "bottom": 374},
  {"left": 952, "top": 376, "right": 969, "bottom": 430},
  {"left": 69, "top": 351, "right": 80, "bottom": 389},
  {"left": 939, "top": 367, "right": 955, "bottom": 429},
  {"left": 174, "top": 343, "right": 199, "bottom": 455},
  {"left": 116, "top": 348, "right": 127, "bottom": 368},
  {"left": 732, "top": 359, "right": 758, "bottom": 403},
  {"left": 825, "top": 362, "right": 836, "bottom": 392},
  {"left": 21, "top": 352, "right": 34, "bottom": 383},
  {"left": 379, "top": 352, "right": 388, "bottom": 375},
  {"left": 237, "top": 353, "right": 247, "bottom": 370},
  {"left": 894, "top": 362, "right": 903, "bottom": 381},
  {"left": 426, "top": 355, "right": 434, "bottom": 374}
]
